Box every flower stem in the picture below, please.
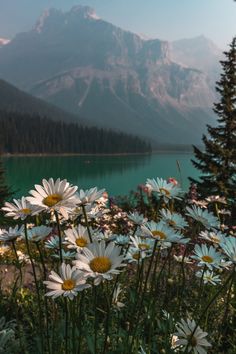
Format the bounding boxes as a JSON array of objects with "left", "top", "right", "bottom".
[
  {"left": 24, "top": 222, "right": 45, "bottom": 353},
  {"left": 82, "top": 205, "right": 93, "bottom": 243},
  {"left": 55, "top": 211, "right": 63, "bottom": 263},
  {"left": 184, "top": 267, "right": 235, "bottom": 353}
]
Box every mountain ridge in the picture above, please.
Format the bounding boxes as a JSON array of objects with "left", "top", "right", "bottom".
[{"left": 0, "top": 6, "right": 219, "bottom": 145}]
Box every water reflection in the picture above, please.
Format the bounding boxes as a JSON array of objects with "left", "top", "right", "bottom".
[{"left": 3, "top": 154, "right": 151, "bottom": 197}]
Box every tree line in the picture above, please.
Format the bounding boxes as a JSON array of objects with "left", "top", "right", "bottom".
[{"left": 0, "top": 111, "right": 151, "bottom": 154}]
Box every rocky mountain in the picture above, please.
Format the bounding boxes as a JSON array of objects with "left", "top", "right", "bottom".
[
  {"left": 0, "top": 79, "right": 87, "bottom": 124},
  {"left": 170, "top": 35, "right": 223, "bottom": 89},
  {"left": 0, "top": 6, "right": 219, "bottom": 145}
]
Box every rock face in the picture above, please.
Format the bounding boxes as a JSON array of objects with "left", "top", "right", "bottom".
[
  {"left": 170, "top": 35, "right": 223, "bottom": 89},
  {"left": 0, "top": 6, "right": 219, "bottom": 144}
]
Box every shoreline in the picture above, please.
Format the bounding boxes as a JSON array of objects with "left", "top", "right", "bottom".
[{"left": 1, "top": 150, "right": 194, "bottom": 157}]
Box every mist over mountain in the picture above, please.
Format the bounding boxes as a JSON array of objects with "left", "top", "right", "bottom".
[
  {"left": 170, "top": 35, "right": 223, "bottom": 88},
  {"left": 0, "top": 6, "right": 220, "bottom": 145}
]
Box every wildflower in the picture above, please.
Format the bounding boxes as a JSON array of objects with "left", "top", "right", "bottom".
[
  {"left": 2, "top": 197, "right": 39, "bottom": 220},
  {"left": 112, "top": 284, "right": 125, "bottom": 309},
  {"left": 220, "top": 236, "right": 236, "bottom": 263},
  {"left": 126, "top": 247, "right": 148, "bottom": 263},
  {"left": 64, "top": 225, "right": 91, "bottom": 252},
  {"left": 44, "top": 263, "right": 90, "bottom": 300},
  {"left": 196, "top": 270, "right": 221, "bottom": 285},
  {"left": 159, "top": 209, "right": 188, "bottom": 230},
  {"left": 27, "top": 178, "right": 78, "bottom": 219},
  {"left": 52, "top": 250, "right": 76, "bottom": 260},
  {"left": 205, "top": 195, "right": 227, "bottom": 204},
  {"left": 199, "top": 230, "right": 226, "bottom": 245},
  {"left": 130, "top": 235, "right": 154, "bottom": 253},
  {"left": 0, "top": 226, "right": 24, "bottom": 242},
  {"left": 114, "top": 234, "right": 130, "bottom": 246},
  {"left": 23, "top": 226, "right": 52, "bottom": 242},
  {"left": 141, "top": 221, "right": 189, "bottom": 247},
  {"left": 174, "top": 255, "right": 193, "bottom": 264},
  {"left": 128, "top": 211, "right": 146, "bottom": 226},
  {"left": 174, "top": 318, "right": 211, "bottom": 353},
  {"left": 167, "top": 177, "right": 178, "bottom": 186},
  {"left": 146, "top": 177, "right": 182, "bottom": 203},
  {"left": 45, "top": 235, "right": 60, "bottom": 249},
  {"left": 75, "top": 187, "right": 105, "bottom": 206},
  {"left": 73, "top": 240, "right": 126, "bottom": 285},
  {"left": 191, "top": 244, "right": 223, "bottom": 269},
  {"left": 186, "top": 205, "right": 219, "bottom": 229},
  {"left": 0, "top": 244, "right": 10, "bottom": 256}
]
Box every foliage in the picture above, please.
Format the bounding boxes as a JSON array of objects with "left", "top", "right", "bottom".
[
  {"left": 190, "top": 37, "right": 236, "bottom": 201},
  {"left": 0, "top": 177, "right": 235, "bottom": 354},
  {"left": 0, "top": 110, "right": 151, "bottom": 154}
]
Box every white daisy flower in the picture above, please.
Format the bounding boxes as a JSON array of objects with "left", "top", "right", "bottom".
[
  {"left": 126, "top": 247, "right": 147, "bottom": 263},
  {"left": 174, "top": 318, "right": 211, "bottom": 353},
  {"left": 220, "top": 236, "right": 236, "bottom": 263},
  {"left": 64, "top": 225, "right": 91, "bottom": 252},
  {"left": 196, "top": 270, "right": 221, "bottom": 285},
  {"left": 159, "top": 209, "right": 188, "bottom": 230},
  {"left": 199, "top": 230, "right": 226, "bottom": 245},
  {"left": 130, "top": 235, "right": 154, "bottom": 253},
  {"left": 44, "top": 263, "right": 90, "bottom": 300},
  {"left": 2, "top": 197, "right": 39, "bottom": 220},
  {"left": 22, "top": 225, "right": 52, "bottom": 242},
  {"left": 27, "top": 178, "right": 78, "bottom": 219},
  {"left": 191, "top": 244, "right": 223, "bottom": 269},
  {"left": 0, "top": 225, "right": 24, "bottom": 242},
  {"left": 174, "top": 255, "right": 193, "bottom": 264},
  {"left": 128, "top": 212, "right": 146, "bottom": 226},
  {"left": 73, "top": 240, "right": 126, "bottom": 285},
  {"left": 146, "top": 177, "right": 182, "bottom": 203},
  {"left": 186, "top": 206, "right": 219, "bottom": 229},
  {"left": 52, "top": 250, "right": 76, "bottom": 260},
  {"left": 75, "top": 187, "right": 105, "bottom": 206},
  {"left": 114, "top": 235, "right": 130, "bottom": 246},
  {"left": 141, "top": 221, "right": 189, "bottom": 247},
  {"left": 45, "top": 235, "right": 60, "bottom": 249}
]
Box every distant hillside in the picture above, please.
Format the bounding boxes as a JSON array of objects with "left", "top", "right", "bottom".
[
  {"left": 0, "top": 6, "right": 218, "bottom": 145},
  {"left": 0, "top": 110, "right": 151, "bottom": 154},
  {"left": 0, "top": 79, "right": 87, "bottom": 124}
]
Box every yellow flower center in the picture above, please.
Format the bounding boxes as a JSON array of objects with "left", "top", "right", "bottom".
[
  {"left": 152, "top": 230, "right": 166, "bottom": 240},
  {"left": 187, "top": 335, "right": 197, "bottom": 347},
  {"left": 132, "top": 252, "right": 141, "bottom": 260},
  {"left": 90, "top": 256, "right": 112, "bottom": 273},
  {"left": 43, "top": 194, "right": 62, "bottom": 207},
  {"left": 168, "top": 220, "right": 176, "bottom": 227},
  {"left": 159, "top": 188, "right": 171, "bottom": 196},
  {"left": 202, "top": 255, "right": 213, "bottom": 263},
  {"left": 20, "top": 208, "right": 31, "bottom": 215},
  {"left": 138, "top": 243, "right": 150, "bottom": 250},
  {"left": 76, "top": 237, "right": 88, "bottom": 248},
  {"left": 62, "top": 279, "right": 75, "bottom": 291}
]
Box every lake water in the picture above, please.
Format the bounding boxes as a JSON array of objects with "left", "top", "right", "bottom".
[{"left": 3, "top": 153, "right": 200, "bottom": 198}]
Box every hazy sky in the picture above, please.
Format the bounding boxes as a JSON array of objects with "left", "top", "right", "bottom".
[{"left": 0, "top": 0, "right": 235, "bottom": 48}]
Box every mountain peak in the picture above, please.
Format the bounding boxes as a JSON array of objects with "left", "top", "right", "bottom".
[
  {"left": 34, "top": 8, "right": 62, "bottom": 33},
  {"left": 70, "top": 5, "right": 100, "bottom": 20}
]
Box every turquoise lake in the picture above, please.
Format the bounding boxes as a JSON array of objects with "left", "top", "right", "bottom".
[{"left": 3, "top": 153, "right": 200, "bottom": 198}]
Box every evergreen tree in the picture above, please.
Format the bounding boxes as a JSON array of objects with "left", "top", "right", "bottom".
[
  {"left": 190, "top": 37, "right": 236, "bottom": 200},
  {"left": 0, "top": 157, "right": 11, "bottom": 206}
]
